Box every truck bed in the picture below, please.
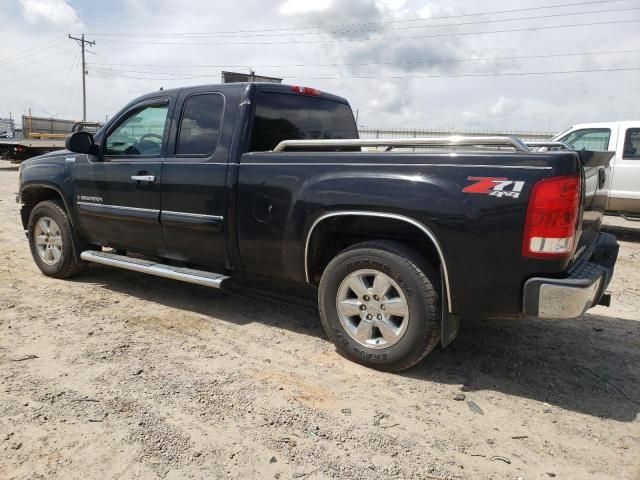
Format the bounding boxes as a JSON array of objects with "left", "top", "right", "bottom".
[{"left": 237, "top": 141, "right": 600, "bottom": 319}]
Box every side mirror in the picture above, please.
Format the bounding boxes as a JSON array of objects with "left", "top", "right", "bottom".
[{"left": 65, "top": 131, "right": 96, "bottom": 154}]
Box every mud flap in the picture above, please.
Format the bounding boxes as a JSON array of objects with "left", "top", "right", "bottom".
[{"left": 440, "top": 268, "right": 460, "bottom": 348}]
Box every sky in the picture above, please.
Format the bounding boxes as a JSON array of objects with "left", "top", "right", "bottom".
[{"left": 0, "top": 0, "right": 639, "bottom": 133}]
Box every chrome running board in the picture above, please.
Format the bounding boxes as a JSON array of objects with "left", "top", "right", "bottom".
[{"left": 80, "top": 251, "right": 231, "bottom": 289}]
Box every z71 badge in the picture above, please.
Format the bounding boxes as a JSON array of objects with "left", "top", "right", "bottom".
[{"left": 463, "top": 176, "right": 525, "bottom": 199}]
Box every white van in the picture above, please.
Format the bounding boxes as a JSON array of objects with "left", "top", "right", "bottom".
[{"left": 553, "top": 121, "right": 640, "bottom": 215}]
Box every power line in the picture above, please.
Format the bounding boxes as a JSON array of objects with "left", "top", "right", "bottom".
[
  {"left": 97, "top": 18, "right": 640, "bottom": 46},
  {"left": 0, "top": 47, "right": 77, "bottom": 76},
  {"left": 82, "top": 5, "right": 640, "bottom": 39},
  {"left": 0, "top": 38, "right": 65, "bottom": 65},
  {"left": 84, "top": 0, "right": 630, "bottom": 36},
  {"left": 0, "top": 65, "right": 76, "bottom": 87},
  {"left": 59, "top": 51, "right": 81, "bottom": 118},
  {"left": 292, "top": 66, "right": 640, "bottom": 80},
  {"left": 86, "top": 48, "right": 640, "bottom": 70},
  {"left": 92, "top": 65, "right": 640, "bottom": 81}
]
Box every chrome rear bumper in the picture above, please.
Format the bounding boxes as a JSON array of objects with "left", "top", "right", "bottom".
[{"left": 523, "top": 233, "right": 618, "bottom": 319}]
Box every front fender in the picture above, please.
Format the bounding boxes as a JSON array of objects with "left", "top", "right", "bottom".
[{"left": 18, "top": 153, "right": 79, "bottom": 233}]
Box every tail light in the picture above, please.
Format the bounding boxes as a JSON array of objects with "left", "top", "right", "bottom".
[
  {"left": 522, "top": 174, "right": 581, "bottom": 259},
  {"left": 291, "top": 85, "right": 321, "bottom": 96}
]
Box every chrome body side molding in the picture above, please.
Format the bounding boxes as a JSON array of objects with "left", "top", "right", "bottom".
[
  {"left": 160, "top": 210, "right": 224, "bottom": 232},
  {"left": 241, "top": 162, "right": 552, "bottom": 170},
  {"left": 76, "top": 201, "right": 159, "bottom": 223},
  {"left": 162, "top": 211, "right": 223, "bottom": 221}
]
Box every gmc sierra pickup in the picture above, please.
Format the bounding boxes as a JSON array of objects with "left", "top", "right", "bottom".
[{"left": 17, "top": 82, "right": 619, "bottom": 371}]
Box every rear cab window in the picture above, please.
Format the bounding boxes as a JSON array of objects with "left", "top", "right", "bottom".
[
  {"left": 249, "top": 91, "right": 358, "bottom": 152},
  {"left": 177, "top": 93, "right": 225, "bottom": 156}
]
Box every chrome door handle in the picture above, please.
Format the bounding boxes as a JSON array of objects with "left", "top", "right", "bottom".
[{"left": 131, "top": 175, "right": 156, "bottom": 182}]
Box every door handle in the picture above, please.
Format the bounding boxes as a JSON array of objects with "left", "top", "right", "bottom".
[
  {"left": 598, "top": 168, "right": 606, "bottom": 189},
  {"left": 131, "top": 175, "right": 156, "bottom": 183}
]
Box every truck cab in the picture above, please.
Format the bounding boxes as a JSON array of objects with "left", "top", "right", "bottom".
[{"left": 554, "top": 121, "right": 640, "bottom": 215}]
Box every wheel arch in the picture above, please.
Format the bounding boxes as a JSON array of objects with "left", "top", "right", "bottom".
[
  {"left": 304, "top": 211, "right": 452, "bottom": 313},
  {"left": 19, "top": 183, "right": 74, "bottom": 231}
]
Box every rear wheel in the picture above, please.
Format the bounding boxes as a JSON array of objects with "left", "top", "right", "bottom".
[
  {"left": 318, "top": 240, "right": 441, "bottom": 372},
  {"left": 28, "top": 200, "right": 85, "bottom": 278}
]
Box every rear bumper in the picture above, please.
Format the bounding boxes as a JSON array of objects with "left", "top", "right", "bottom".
[{"left": 523, "top": 232, "right": 619, "bottom": 319}]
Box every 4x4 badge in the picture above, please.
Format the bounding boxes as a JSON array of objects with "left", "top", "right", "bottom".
[{"left": 463, "top": 176, "right": 525, "bottom": 199}]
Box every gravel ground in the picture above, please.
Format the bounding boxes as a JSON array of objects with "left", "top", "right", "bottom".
[{"left": 1, "top": 163, "right": 639, "bottom": 480}]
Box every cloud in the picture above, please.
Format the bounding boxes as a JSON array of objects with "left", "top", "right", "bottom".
[
  {"left": 276, "top": 0, "right": 519, "bottom": 81},
  {"left": 1, "top": 0, "right": 638, "bottom": 132},
  {"left": 462, "top": 110, "right": 480, "bottom": 121},
  {"left": 279, "top": 0, "right": 333, "bottom": 15},
  {"left": 490, "top": 97, "right": 521, "bottom": 117},
  {"left": 365, "top": 80, "right": 411, "bottom": 111},
  {"left": 19, "top": 0, "right": 83, "bottom": 28},
  {"left": 280, "top": 0, "right": 384, "bottom": 39},
  {"left": 457, "top": 97, "right": 522, "bottom": 128}
]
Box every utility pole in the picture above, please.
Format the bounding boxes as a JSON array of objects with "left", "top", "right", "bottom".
[{"left": 68, "top": 34, "right": 95, "bottom": 121}]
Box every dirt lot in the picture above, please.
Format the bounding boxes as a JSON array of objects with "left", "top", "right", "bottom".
[{"left": 1, "top": 163, "right": 639, "bottom": 480}]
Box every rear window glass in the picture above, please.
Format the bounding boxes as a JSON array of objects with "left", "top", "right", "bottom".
[
  {"left": 177, "top": 93, "right": 224, "bottom": 156},
  {"left": 249, "top": 92, "right": 358, "bottom": 152},
  {"left": 623, "top": 128, "right": 640, "bottom": 159}
]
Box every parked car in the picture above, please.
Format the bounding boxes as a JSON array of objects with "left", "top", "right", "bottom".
[
  {"left": 16, "top": 83, "right": 619, "bottom": 371},
  {"left": 553, "top": 121, "right": 640, "bottom": 216}
]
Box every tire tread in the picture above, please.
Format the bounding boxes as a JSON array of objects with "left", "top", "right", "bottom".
[
  {"left": 28, "top": 200, "right": 85, "bottom": 279},
  {"left": 319, "top": 240, "right": 441, "bottom": 372}
]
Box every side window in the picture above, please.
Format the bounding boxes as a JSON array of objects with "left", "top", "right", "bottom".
[
  {"left": 560, "top": 128, "right": 611, "bottom": 151},
  {"left": 623, "top": 128, "right": 640, "bottom": 160},
  {"left": 177, "top": 93, "right": 224, "bottom": 156},
  {"left": 105, "top": 103, "right": 169, "bottom": 156}
]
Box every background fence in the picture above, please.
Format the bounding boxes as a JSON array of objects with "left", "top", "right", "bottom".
[
  {"left": 21, "top": 115, "right": 78, "bottom": 139},
  {"left": 358, "top": 127, "right": 554, "bottom": 142}
]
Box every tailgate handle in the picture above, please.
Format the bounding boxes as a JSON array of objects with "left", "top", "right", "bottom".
[
  {"left": 598, "top": 168, "right": 606, "bottom": 189},
  {"left": 131, "top": 174, "right": 156, "bottom": 183}
]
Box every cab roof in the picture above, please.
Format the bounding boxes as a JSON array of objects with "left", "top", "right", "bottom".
[{"left": 132, "top": 82, "right": 350, "bottom": 106}]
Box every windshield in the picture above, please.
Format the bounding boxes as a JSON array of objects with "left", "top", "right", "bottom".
[{"left": 558, "top": 128, "right": 611, "bottom": 151}]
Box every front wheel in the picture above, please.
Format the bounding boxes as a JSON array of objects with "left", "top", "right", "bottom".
[
  {"left": 28, "top": 200, "right": 85, "bottom": 278},
  {"left": 318, "top": 240, "right": 441, "bottom": 372}
]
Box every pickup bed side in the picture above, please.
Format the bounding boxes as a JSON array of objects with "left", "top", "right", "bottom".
[{"left": 237, "top": 149, "right": 587, "bottom": 319}]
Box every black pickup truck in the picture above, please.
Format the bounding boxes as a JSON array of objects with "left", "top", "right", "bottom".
[{"left": 17, "top": 82, "right": 619, "bottom": 371}]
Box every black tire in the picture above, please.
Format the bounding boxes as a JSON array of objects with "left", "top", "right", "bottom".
[
  {"left": 318, "top": 240, "right": 441, "bottom": 372},
  {"left": 27, "top": 200, "right": 85, "bottom": 279}
]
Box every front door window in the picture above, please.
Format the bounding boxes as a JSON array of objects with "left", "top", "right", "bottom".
[{"left": 105, "top": 103, "right": 169, "bottom": 157}]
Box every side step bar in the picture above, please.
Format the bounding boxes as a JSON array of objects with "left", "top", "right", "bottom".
[{"left": 80, "top": 251, "right": 231, "bottom": 289}]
